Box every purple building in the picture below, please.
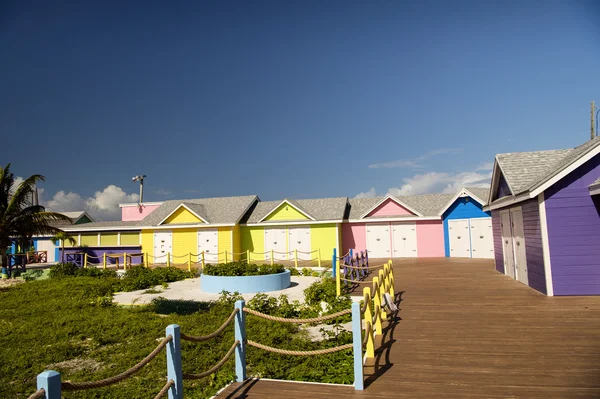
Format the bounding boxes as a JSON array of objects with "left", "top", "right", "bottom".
[{"left": 484, "top": 136, "right": 600, "bottom": 296}]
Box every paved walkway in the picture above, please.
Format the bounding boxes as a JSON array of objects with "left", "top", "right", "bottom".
[
  {"left": 215, "top": 257, "right": 600, "bottom": 398},
  {"left": 113, "top": 276, "right": 320, "bottom": 305}
]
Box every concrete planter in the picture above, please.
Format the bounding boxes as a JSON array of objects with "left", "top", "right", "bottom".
[{"left": 200, "top": 270, "right": 291, "bottom": 294}]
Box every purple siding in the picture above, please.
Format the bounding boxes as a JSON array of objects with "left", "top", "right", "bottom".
[
  {"left": 545, "top": 153, "right": 600, "bottom": 296},
  {"left": 490, "top": 200, "right": 546, "bottom": 294},
  {"left": 61, "top": 247, "right": 143, "bottom": 267},
  {"left": 496, "top": 174, "right": 512, "bottom": 199},
  {"left": 491, "top": 210, "right": 503, "bottom": 273},
  {"left": 521, "top": 199, "right": 546, "bottom": 294}
]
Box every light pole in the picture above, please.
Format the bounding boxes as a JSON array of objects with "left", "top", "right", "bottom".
[{"left": 132, "top": 175, "right": 146, "bottom": 204}]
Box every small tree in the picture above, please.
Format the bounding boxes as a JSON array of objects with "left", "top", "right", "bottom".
[{"left": 51, "top": 231, "right": 76, "bottom": 263}]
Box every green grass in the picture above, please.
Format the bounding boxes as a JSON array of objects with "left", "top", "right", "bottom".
[{"left": 0, "top": 277, "right": 354, "bottom": 398}]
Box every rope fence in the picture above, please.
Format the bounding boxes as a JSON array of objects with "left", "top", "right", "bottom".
[
  {"left": 247, "top": 340, "right": 353, "bottom": 356},
  {"left": 180, "top": 308, "right": 239, "bottom": 342},
  {"left": 182, "top": 340, "right": 239, "bottom": 380},
  {"left": 153, "top": 380, "right": 174, "bottom": 399}
]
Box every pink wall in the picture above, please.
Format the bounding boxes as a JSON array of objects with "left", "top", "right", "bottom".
[
  {"left": 342, "top": 223, "right": 367, "bottom": 254},
  {"left": 121, "top": 204, "right": 161, "bottom": 221},
  {"left": 367, "top": 198, "right": 413, "bottom": 217},
  {"left": 416, "top": 220, "right": 445, "bottom": 257}
]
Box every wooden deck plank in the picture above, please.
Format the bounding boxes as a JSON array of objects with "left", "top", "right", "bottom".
[{"left": 215, "top": 258, "right": 600, "bottom": 398}]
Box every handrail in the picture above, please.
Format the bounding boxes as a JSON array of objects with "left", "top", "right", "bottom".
[
  {"left": 182, "top": 340, "right": 239, "bottom": 379},
  {"left": 247, "top": 340, "right": 353, "bottom": 356},
  {"left": 153, "top": 380, "right": 174, "bottom": 399},
  {"left": 244, "top": 307, "right": 351, "bottom": 324},
  {"left": 180, "top": 308, "right": 239, "bottom": 341}
]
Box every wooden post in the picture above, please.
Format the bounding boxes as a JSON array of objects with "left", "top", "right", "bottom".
[
  {"left": 294, "top": 249, "right": 298, "bottom": 268},
  {"left": 167, "top": 252, "right": 171, "bottom": 267},
  {"left": 247, "top": 250, "right": 250, "bottom": 264},
  {"left": 379, "top": 269, "right": 387, "bottom": 320},
  {"left": 318, "top": 248, "right": 321, "bottom": 268},
  {"left": 224, "top": 250, "right": 228, "bottom": 264},
  {"left": 336, "top": 258, "right": 341, "bottom": 297},
  {"left": 187, "top": 253, "right": 192, "bottom": 272},
  {"left": 145, "top": 253, "right": 149, "bottom": 268},
  {"left": 388, "top": 260, "right": 395, "bottom": 297},
  {"left": 201, "top": 251, "right": 205, "bottom": 269},
  {"left": 103, "top": 253, "right": 106, "bottom": 270},
  {"left": 363, "top": 287, "right": 375, "bottom": 359},
  {"left": 83, "top": 254, "right": 88, "bottom": 268},
  {"left": 37, "top": 370, "right": 61, "bottom": 399},
  {"left": 123, "top": 252, "right": 127, "bottom": 271},
  {"left": 373, "top": 277, "right": 383, "bottom": 335},
  {"left": 234, "top": 300, "right": 246, "bottom": 382},
  {"left": 270, "top": 250, "right": 274, "bottom": 266},
  {"left": 332, "top": 248, "right": 337, "bottom": 278},
  {"left": 165, "top": 325, "right": 183, "bottom": 399},
  {"left": 351, "top": 302, "right": 364, "bottom": 390}
]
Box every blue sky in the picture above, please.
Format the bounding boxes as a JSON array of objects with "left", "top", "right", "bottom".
[{"left": 2, "top": 0, "right": 600, "bottom": 219}]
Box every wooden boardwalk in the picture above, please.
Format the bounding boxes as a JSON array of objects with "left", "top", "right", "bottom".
[{"left": 216, "top": 258, "right": 600, "bottom": 398}]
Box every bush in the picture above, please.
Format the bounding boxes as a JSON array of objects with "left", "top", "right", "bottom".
[
  {"left": 289, "top": 268, "right": 301, "bottom": 276},
  {"left": 22, "top": 269, "right": 44, "bottom": 282},
  {"left": 48, "top": 262, "right": 80, "bottom": 277},
  {"left": 119, "top": 266, "right": 194, "bottom": 292},
  {"left": 49, "top": 263, "right": 118, "bottom": 279},
  {"left": 203, "top": 261, "right": 285, "bottom": 276}
]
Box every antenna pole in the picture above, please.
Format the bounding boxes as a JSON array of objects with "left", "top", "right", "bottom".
[
  {"left": 592, "top": 101, "right": 596, "bottom": 140},
  {"left": 139, "top": 178, "right": 144, "bottom": 204}
]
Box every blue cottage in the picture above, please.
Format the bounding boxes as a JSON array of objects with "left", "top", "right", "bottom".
[{"left": 439, "top": 187, "right": 494, "bottom": 259}]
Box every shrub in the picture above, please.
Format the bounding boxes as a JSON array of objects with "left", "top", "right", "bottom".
[
  {"left": 22, "top": 269, "right": 44, "bottom": 282},
  {"left": 301, "top": 267, "right": 312, "bottom": 276},
  {"left": 49, "top": 262, "right": 80, "bottom": 277},
  {"left": 289, "top": 268, "right": 301, "bottom": 276},
  {"left": 49, "top": 263, "right": 118, "bottom": 279},
  {"left": 203, "top": 261, "right": 285, "bottom": 276}
]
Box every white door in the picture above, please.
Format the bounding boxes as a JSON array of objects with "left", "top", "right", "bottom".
[
  {"left": 288, "top": 227, "right": 311, "bottom": 260},
  {"left": 198, "top": 229, "right": 219, "bottom": 264},
  {"left": 153, "top": 231, "right": 172, "bottom": 264},
  {"left": 366, "top": 224, "right": 391, "bottom": 259},
  {"left": 37, "top": 239, "right": 56, "bottom": 263},
  {"left": 449, "top": 219, "right": 471, "bottom": 258},
  {"left": 509, "top": 208, "right": 528, "bottom": 285},
  {"left": 392, "top": 223, "right": 417, "bottom": 257},
  {"left": 265, "top": 228, "right": 287, "bottom": 260},
  {"left": 500, "top": 211, "right": 515, "bottom": 279},
  {"left": 469, "top": 218, "right": 494, "bottom": 259}
]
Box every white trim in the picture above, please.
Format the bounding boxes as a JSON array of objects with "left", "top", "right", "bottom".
[
  {"left": 243, "top": 219, "right": 343, "bottom": 227},
  {"left": 119, "top": 202, "right": 164, "bottom": 208},
  {"left": 538, "top": 193, "right": 554, "bottom": 296},
  {"left": 437, "top": 188, "right": 487, "bottom": 216},
  {"left": 117, "top": 232, "right": 121, "bottom": 246},
  {"left": 97, "top": 233, "right": 101, "bottom": 246},
  {"left": 498, "top": 209, "right": 510, "bottom": 275},
  {"left": 257, "top": 199, "right": 316, "bottom": 223},
  {"left": 357, "top": 194, "right": 424, "bottom": 219},
  {"left": 483, "top": 192, "right": 530, "bottom": 211},
  {"left": 158, "top": 203, "right": 209, "bottom": 225},
  {"left": 347, "top": 216, "right": 440, "bottom": 223},
  {"left": 62, "top": 223, "right": 236, "bottom": 233},
  {"left": 488, "top": 158, "right": 515, "bottom": 205},
  {"left": 589, "top": 185, "right": 600, "bottom": 196}
]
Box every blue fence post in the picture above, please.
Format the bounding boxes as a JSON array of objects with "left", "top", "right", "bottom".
[
  {"left": 332, "top": 248, "right": 337, "bottom": 278},
  {"left": 351, "top": 302, "right": 364, "bottom": 390},
  {"left": 234, "top": 300, "right": 246, "bottom": 382},
  {"left": 166, "top": 324, "right": 183, "bottom": 399},
  {"left": 37, "top": 370, "right": 61, "bottom": 398}
]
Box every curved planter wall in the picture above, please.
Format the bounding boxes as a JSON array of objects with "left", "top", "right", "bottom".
[{"left": 200, "top": 270, "right": 291, "bottom": 294}]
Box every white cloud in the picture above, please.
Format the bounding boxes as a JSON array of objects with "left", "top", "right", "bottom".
[
  {"left": 354, "top": 187, "right": 377, "bottom": 198},
  {"left": 45, "top": 185, "right": 139, "bottom": 221},
  {"left": 154, "top": 188, "right": 174, "bottom": 198},
  {"left": 475, "top": 161, "right": 494, "bottom": 171},
  {"left": 369, "top": 148, "right": 462, "bottom": 169},
  {"left": 387, "top": 170, "right": 492, "bottom": 197}
]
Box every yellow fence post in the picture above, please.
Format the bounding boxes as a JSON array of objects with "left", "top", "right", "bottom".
[
  {"left": 336, "top": 260, "right": 341, "bottom": 296},
  {"left": 318, "top": 248, "right": 321, "bottom": 268},
  {"left": 103, "top": 253, "right": 106, "bottom": 270},
  {"left": 201, "top": 251, "right": 205, "bottom": 268},
  {"left": 145, "top": 253, "right": 149, "bottom": 268},
  {"left": 247, "top": 250, "right": 250, "bottom": 264},
  {"left": 123, "top": 252, "right": 127, "bottom": 271},
  {"left": 373, "top": 277, "right": 383, "bottom": 335},
  {"left": 188, "top": 252, "right": 192, "bottom": 272},
  {"left": 363, "top": 287, "right": 375, "bottom": 359},
  {"left": 388, "top": 260, "right": 395, "bottom": 297},
  {"left": 83, "top": 254, "right": 88, "bottom": 268},
  {"left": 225, "top": 250, "right": 228, "bottom": 264},
  {"left": 167, "top": 252, "right": 171, "bottom": 267},
  {"left": 294, "top": 249, "right": 298, "bottom": 268},
  {"left": 270, "top": 250, "right": 274, "bottom": 266},
  {"left": 379, "top": 269, "right": 387, "bottom": 320}
]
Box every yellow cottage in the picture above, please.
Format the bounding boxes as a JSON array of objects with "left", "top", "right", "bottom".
[{"left": 240, "top": 197, "right": 347, "bottom": 265}]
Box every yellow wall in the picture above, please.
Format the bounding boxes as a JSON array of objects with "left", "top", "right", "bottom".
[
  {"left": 164, "top": 206, "right": 203, "bottom": 224},
  {"left": 100, "top": 233, "right": 118, "bottom": 246},
  {"left": 309, "top": 224, "right": 337, "bottom": 262},
  {"left": 241, "top": 226, "right": 265, "bottom": 262},
  {"left": 232, "top": 225, "right": 241, "bottom": 261},
  {"left": 120, "top": 232, "right": 140, "bottom": 246},
  {"left": 264, "top": 202, "right": 309, "bottom": 221},
  {"left": 80, "top": 233, "right": 98, "bottom": 246},
  {"left": 172, "top": 228, "right": 197, "bottom": 259},
  {"left": 141, "top": 230, "right": 153, "bottom": 255},
  {"left": 217, "top": 227, "right": 232, "bottom": 262}
]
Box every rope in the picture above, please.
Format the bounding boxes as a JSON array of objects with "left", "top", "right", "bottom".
[
  {"left": 247, "top": 340, "right": 353, "bottom": 356},
  {"left": 26, "top": 389, "right": 45, "bottom": 399},
  {"left": 61, "top": 335, "right": 172, "bottom": 391},
  {"left": 361, "top": 293, "right": 371, "bottom": 314},
  {"left": 363, "top": 323, "right": 372, "bottom": 346},
  {"left": 244, "top": 307, "right": 351, "bottom": 324},
  {"left": 342, "top": 263, "right": 386, "bottom": 270},
  {"left": 339, "top": 277, "right": 371, "bottom": 284},
  {"left": 153, "top": 380, "right": 174, "bottom": 399},
  {"left": 296, "top": 249, "right": 318, "bottom": 254},
  {"left": 171, "top": 254, "right": 189, "bottom": 259},
  {"left": 182, "top": 340, "right": 239, "bottom": 380},
  {"left": 180, "top": 309, "right": 239, "bottom": 342}
]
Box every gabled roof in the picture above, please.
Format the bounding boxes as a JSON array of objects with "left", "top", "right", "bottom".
[
  {"left": 158, "top": 202, "right": 209, "bottom": 225},
  {"left": 589, "top": 177, "right": 600, "bottom": 196},
  {"left": 348, "top": 193, "right": 454, "bottom": 219},
  {"left": 246, "top": 197, "right": 348, "bottom": 223},
  {"left": 257, "top": 199, "right": 316, "bottom": 222},
  {"left": 487, "top": 136, "right": 600, "bottom": 210},
  {"left": 437, "top": 187, "right": 490, "bottom": 216},
  {"left": 50, "top": 211, "right": 95, "bottom": 228},
  {"left": 357, "top": 194, "right": 424, "bottom": 218}
]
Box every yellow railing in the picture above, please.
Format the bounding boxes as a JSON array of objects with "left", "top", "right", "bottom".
[{"left": 361, "top": 260, "right": 394, "bottom": 359}]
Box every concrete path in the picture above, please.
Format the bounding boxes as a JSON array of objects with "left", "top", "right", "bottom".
[{"left": 113, "top": 275, "right": 321, "bottom": 305}]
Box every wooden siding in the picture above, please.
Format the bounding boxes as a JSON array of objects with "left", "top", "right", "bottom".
[
  {"left": 80, "top": 233, "right": 98, "bottom": 246},
  {"left": 120, "top": 232, "right": 140, "bottom": 246},
  {"left": 415, "top": 221, "right": 444, "bottom": 257},
  {"left": 172, "top": 228, "right": 197, "bottom": 258},
  {"left": 342, "top": 222, "right": 366, "bottom": 254},
  {"left": 163, "top": 206, "right": 203, "bottom": 224},
  {"left": 263, "top": 203, "right": 309, "bottom": 221},
  {"left": 367, "top": 198, "right": 413, "bottom": 217},
  {"left": 309, "top": 224, "right": 337, "bottom": 260},
  {"left": 141, "top": 230, "right": 153, "bottom": 255},
  {"left": 217, "top": 227, "right": 233, "bottom": 262},
  {"left": 491, "top": 210, "right": 504, "bottom": 273},
  {"left": 496, "top": 173, "right": 511, "bottom": 199},
  {"left": 232, "top": 225, "right": 241, "bottom": 261},
  {"left": 75, "top": 215, "right": 92, "bottom": 224},
  {"left": 100, "top": 233, "right": 118, "bottom": 246},
  {"left": 544, "top": 153, "right": 600, "bottom": 295},
  {"left": 442, "top": 196, "right": 491, "bottom": 257},
  {"left": 521, "top": 199, "right": 546, "bottom": 294},
  {"left": 241, "top": 227, "right": 265, "bottom": 262}
]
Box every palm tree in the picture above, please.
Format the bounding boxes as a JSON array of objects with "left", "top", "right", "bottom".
[
  {"left": 51, "top": 231, "right": 77, "bottom": 263},
  {"left": 0, "top": 164, "right": 71, "bottom": 275}
]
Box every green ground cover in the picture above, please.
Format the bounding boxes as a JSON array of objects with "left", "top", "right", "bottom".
[{"left": 0, "top": 271, "right": 353, "bottom": 398}]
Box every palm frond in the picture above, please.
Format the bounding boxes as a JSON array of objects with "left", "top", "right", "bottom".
[{"left": 6, "top": 174, "right": 46, "bottom": 216}]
